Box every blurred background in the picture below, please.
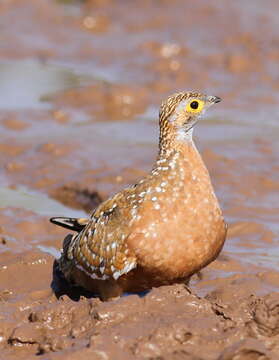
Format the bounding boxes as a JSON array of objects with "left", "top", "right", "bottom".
[{"left": 0, "top": 0, "right": 279, "bottom": 350}]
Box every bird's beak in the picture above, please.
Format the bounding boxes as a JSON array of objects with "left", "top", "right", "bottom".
[{"left": 212, "top": 96, "right": 221, "bottom": 103}]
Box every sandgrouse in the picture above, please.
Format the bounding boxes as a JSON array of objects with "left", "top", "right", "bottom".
[{"left": 50, "top": 91, "right": 227, "bottom": 301}]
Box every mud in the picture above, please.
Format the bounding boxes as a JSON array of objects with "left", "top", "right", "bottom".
[{"left": 0, "top": 0, "right": 279, "bottom": 359}]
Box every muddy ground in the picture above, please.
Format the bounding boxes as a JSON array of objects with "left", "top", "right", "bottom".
[{"left": 0, "top": 0, "right": 279, "bottom": 359}]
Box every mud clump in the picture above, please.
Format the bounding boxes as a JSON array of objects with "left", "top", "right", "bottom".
[
  {"left": 8, "top": 297, "right": 98, "bottom": 354},
  {"left": 218, "top": 339, "right": 270, "bottom": 360},
  {"left": 3, "top": 284, "right": 279, "bottom": 359},
  {"left": 249, "top": 293, "right": 279, "bottom": 338}
]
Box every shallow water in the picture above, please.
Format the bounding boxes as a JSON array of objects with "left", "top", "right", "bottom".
[
  {"left": 0, "top": 60, "right": 93, "bottom": 110},
  {"left": 0, "top": 186, "right": 86, "bottom": 217}
]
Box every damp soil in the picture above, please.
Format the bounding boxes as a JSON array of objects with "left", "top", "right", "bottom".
[{"left": 0, "top": 0, "right": 279, "bottom": 359}]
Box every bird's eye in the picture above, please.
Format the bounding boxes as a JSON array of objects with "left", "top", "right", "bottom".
[
  {"left": 186, "top": 99, "right": 204, "bottom": 113},
  {"left": 190, "top": 101, "right": 199, "bottom": 109}
]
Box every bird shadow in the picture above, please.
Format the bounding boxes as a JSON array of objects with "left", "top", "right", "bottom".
[
  {"left": 51, "top": 259, "right": 98, "bottom": 301},
  {"left": 51, "top": 259, "right": 149, "bottom": 301}
]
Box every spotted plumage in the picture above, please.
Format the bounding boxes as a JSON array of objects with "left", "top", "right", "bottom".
[{"left": 50, "top": 91, "right": 227, "bottom": 300}]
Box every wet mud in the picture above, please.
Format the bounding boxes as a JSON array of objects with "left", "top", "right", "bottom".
[{"left": 0, "top": 0, "right": 279, "bottom": 359}]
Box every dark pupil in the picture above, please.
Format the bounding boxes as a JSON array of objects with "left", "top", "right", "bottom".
[{"left": 190, "top": 101, "right": 199, "bottom": 110}]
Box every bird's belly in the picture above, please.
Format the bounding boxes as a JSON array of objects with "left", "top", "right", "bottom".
[{"left": 128, "top": 195, "right": 226, "bottom": 280}]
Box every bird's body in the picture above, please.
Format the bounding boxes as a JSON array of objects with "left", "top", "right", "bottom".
[{"left": 51, "top": 91, "right": 227, "bottom": 300}]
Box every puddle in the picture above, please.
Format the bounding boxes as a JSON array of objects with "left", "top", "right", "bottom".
[
  {"left": 0, "top": 186, "right": 86, "bottom": 218},
  {"left": 225, "top": 241, "right": 279, "bottom": 271},
  {"left": 0, "top": 60, "right": 93, "bottom": 110},
  {"left": 37, "top": 244, "right": 61, "bottom": 259}
]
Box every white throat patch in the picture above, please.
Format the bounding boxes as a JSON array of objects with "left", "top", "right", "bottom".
[{"left": 176, "top": 127, "right": 193, "bottom": 142}]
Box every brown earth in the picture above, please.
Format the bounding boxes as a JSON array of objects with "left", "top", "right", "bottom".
[{"left": 0, "top": 0, "right": 279, "bottom": 359}]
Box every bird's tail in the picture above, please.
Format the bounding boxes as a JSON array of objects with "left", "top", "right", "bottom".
[{"left": 50, "top": 217, "right": 89, "bottom": 232}]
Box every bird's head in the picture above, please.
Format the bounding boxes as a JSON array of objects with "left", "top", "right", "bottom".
[{"left": 159, "top": 91, "right": 221, "bottom": 147}]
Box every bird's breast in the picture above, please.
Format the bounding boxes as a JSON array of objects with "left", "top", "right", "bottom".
[{"left": 127, "top": 143, "right": 226, "bottom": 279}]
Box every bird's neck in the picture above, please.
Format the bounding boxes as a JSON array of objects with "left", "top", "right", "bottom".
[
  {"left": 158, "top": 127, "right": 195, "bottom": 159},
  {"left": 154, "top": 133, "right": 209, "bottom": 198}
]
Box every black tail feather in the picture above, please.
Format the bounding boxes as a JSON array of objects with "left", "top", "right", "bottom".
[{"left": 50, "top": 217, "right": 88, "bottom": 232}]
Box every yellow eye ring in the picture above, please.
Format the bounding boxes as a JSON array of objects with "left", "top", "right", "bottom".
[{"left": 186, "top": 99, "right": 204, "bottom": 114}]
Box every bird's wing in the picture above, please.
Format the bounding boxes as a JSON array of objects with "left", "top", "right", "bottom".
[
  {"left": 50, "top": 217, "right": 89, "bottom": 232},
  {"left": 66, "top": 188, "right": 137, "bottom": 281}
]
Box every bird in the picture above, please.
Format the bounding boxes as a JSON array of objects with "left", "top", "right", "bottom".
[{"left": 50, "top": 91, "right": 227, "bottom": 301}]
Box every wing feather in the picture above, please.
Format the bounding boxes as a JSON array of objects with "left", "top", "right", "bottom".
[{"left": 67, "top": 189, "right": 137, "bottom": 280}]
